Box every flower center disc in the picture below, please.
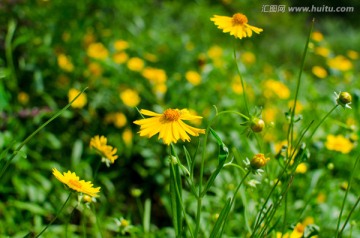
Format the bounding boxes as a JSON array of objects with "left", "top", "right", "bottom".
[
  {"left": 163, "top": 109, "right": 181, "bottom": 121},
  {"left": 69, "top": 179, "right": 82, "bottom": 188},
  {"left": 232, "top": 13, "right": 248, "bottom": 25}
]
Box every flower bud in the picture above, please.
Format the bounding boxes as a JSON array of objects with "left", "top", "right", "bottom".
[
  {"left": 338, "top": 92, "right": 352, "bottom": 105},
  {"left": 250, "top": 118, "right": 265, "bottom": 133},
  {"left": 250, "top": 153, "right": 270, "bottom": 170}
]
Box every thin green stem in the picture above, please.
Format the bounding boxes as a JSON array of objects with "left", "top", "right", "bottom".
[
  {"left": 5, "top": 20, "right": 17, "bottom": 90},
  {"left": 287, "top": 18, "right": 315, "bottom": 158},
  {"left": 92, "top": 203, "right": 104, "bottom": 238},
  {"left": 0, "top": 87, "right": 88, "bottom": 180},
  {"left": 35, "top": 192, "right": 73, "bottom": 238},
  {"left": 219, "top": 171, "right": 251, "bottom": 235},
  {"left": 93, "top": 159, "right": 102, "bottom": 181},
  {"left": 66, "top": 203, "right": 78, "bottom": 238},
  {"left": 336, "top": 153, "right": 360, "bottom": 237},
  {"left": 233, "top": 42, "right": 250, "bottom": 115},
  {"left": 339, "top": 195, "right": 360, "bottom": 236}
]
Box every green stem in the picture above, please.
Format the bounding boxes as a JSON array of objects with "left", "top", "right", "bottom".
[
  {"left": 5, "top": 20, "right": 17, "bottom": 90},
  {"left": 92, "top": 203, "right": 104, "bottom": 238},
  {"left": 336, "top": 153, "right": 360, "bottom": 237},
  {"left": 66, "top": 203, "right": 78, "bottom": 237},
  {"left": 287, "top": 18, "right": 315, "bottom": 157},
  {"left": 0, "top": 87, "right": 88, "bottom": 180},
  {"left": 35, "top": 192, "right": 73, "bottom": 238},
  {"left": 339, "top": 195, "right": 360, "bottom": 236},
  {"left": 93, "top": 159, "right": 102, "bottom": 181},
  {"left": 233, "top": 42, "right": 250, "bottom": 116}
]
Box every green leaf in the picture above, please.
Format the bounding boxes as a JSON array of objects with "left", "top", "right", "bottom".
[
  {"left": 201, "top": 128, "right": 229, "bottom": 197},
  {"left": 209, "top": 198, "right": 231, "bottom": 238}
]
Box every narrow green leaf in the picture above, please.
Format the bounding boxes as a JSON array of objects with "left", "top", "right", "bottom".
[{"left": 209, "top": 198, "right": 231, "bottom": 238}]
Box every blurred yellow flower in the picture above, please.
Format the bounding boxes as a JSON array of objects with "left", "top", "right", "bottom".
[
  {"left": 211, "top": 13, "right": 263, "bottom": 39},
  {"left": 295, "top": 163, "right": 307, "bottom": 174},
  {"left": 347, "top": 50, "right": 358, "bottom": 60},
  {"left": 113, "top": 113, "right": 127, "bottom": 128},
  {"left": 68, "top": 88, "right": 87, "bottom": 108},
  {"left": 263, "top": 79, "right": 290, "bottom": 99},
  {"left": 114, "top": 40, "right": 129, "bottom": 51},
  {"left": 262, "top": 107, "right": 277, "bottom": 123},
  {"left": 325, "top": 134, "right": 354, "bottom": 154},
  {"left": 144, "top": 53, "right": 158, "bottom": 62},
  {"left": 311, "top": 31, "right": 324, "bottom": 42},
  {"left": 90, "top": 135, "right": 118, "bottom": 165},
  {"left": 316, "top": 192, "right": 326, "bottom": 203},
  {"left": 113, "top": 52, "right": 129, "bottom": 64},
  {"left": 57, "top": 54, "right": 74, "bottom": 72},
  {"left": 142, "top": 67, "right": 167, "bottom": 84},
  {"left": 314, "top": 46, "right": 330, "bottom": 58},
  {"left": 18, "top": 92, "right": 29, "bottom": 104},
  {"left": 87, "top": 42, "right": 109, "bottom": 60},
  {"left": 52, "top": 168, "right": 100, "bottom": 197},
  {"left": 127, "top": 57, "right": 144, "bottom": 71},
  {"left": 327, "top": 55, "right": 353, "bottom": 71},
  {"left": 154, "top": 83, "right": 167, "bottom": 94},
  {"left": 241, "top": 51, "right": 256, "bottom": 65},
  {"left": 231, "top": 76, "right": 243, "bottom": 94},
  {"left": 122, "top": 128, "right": 133, "bottom": 146},
  {"left": 207, "top": 45, "right": 223, "bottom": 60},
  {"left": 88, "top": 62, "right": 103, "bottom": 76},
  {"left": 120, "top": 89, "right": 141, "bottom": 107},
  {"left": 312, "top": 66, "right": 327, "bottom": 78},
  {"left": 290, "top": 223, "right": 305, "bottom": 238},
  {"left": 185, "top": 70, "right": 201, "bottom": 86},
  {"left": 133, "top": 108, "right": 205, "bottom": 145}
]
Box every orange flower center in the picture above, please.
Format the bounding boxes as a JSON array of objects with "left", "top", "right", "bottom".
[
  {"left": 69, "top": 179, "right": 82, "bottom": 188},
  {"left": 232, "top": 13, "right": 248, "bottom": 26},
  {"left": 163, "top": 109, "right": 181, "bottom": 121}
]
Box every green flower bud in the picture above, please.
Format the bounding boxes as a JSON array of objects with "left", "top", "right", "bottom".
[
  {"left": 250, "top": 153, "right": 270, "bottom": 170},
  {"left": 338, "top": 92, "right": 352, "bottom": 105},
  {"left": 250, "top": 118, "right": 265, "bottom": 133}
]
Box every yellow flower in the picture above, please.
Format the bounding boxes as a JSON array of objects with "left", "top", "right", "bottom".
[
  {"left": 144, "top": 53, "right": 158, "bottom": 62},
  {"left": 314, "top": 46, "right": 330, "bottom": 58},
  {"left": 311, "top": 31, "right": 324, "bottom": 42},
  {"left": 347, "top": 50, "right": 358, "bottom": 60},
  {"left": 68, "top": 88, "right": 87, "bottom": 108},
  {"left": 142, "top": 67, "right": 167, "bottom": 84},
  {"left": 290, "top": 223, "right": 305, "bottom": 238},
  {"left": 185, "top": 70, "right": 201, "bottom": 86},
  {"left": 18, "top": 92, "right": 29, "bottom": 104},
  {"left": 241, "top": 51, "right": 256, "bottom": 65},
  {"left": 122, "top": 128, "right": 133, "bottom": 146},
  {"left": 263, "top": 79, "right": 290, "bottom": 99},
  {"left": 295, "top": 163, "right": 307, "bottom": 174},
  {"left": 57, "top": 54, "right": 74, "bottom": 72},
  {"left": 90, "top": 135, "right": 118, "bottom": 165},
  {"left": 327, "top": 55, "right": 353, "bottom": 71},
  {"left": 87, "top": 43, "right": 109, "bottom": 60},
  {"left": 207, "top": 45, "right": 223, "bottom": 60},
  {"left": 87, "top": 62, "right": 103, "bottom": 77},
  {"left": 210, "top": 13, "right": 263, "bottom": 39},
  {"left": 113, "top": 52, "right": 129, "bottom": 64},
  {"left": 312, "top": 66, "right": 327, "bottom": 78},
  {"left": 113, "top": 112, "right": 127, "bottom": 128},
  {"left": 120, "top": 89, "right": 141, "bottom": 107},
  {"left": 52, "top": 168, "right": 100, "bottom": 197},
  {"left": 133, "top": 108, "right": 205, "bottom": 145},
  {"left": 114, "top": 40, "right": 129, "bottom": 51},
  {"left": 325, "top": 135, "right": 354, "bottom": 154},
  {"left": 127, "top": 57, "right": 144, "bottom": 71},
  {"left": 250, "top": 153, "right": 270, "bottom": 170}
]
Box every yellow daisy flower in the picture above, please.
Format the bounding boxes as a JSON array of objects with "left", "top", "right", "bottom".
[
  {"left": 52, "top": 168, "right": 100, "bottom": 197},
  {"left": 210, "top": 13, "right": 263, "bottom": 39},
  {"left": 68, "top": 88, "right": 87, "bottom": 109},
  {"left": 90, "top": 135, "right": 118, "bottom": 165},
  {"left": 133, "top": 108, "right": 205, "bottom": 145}
]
